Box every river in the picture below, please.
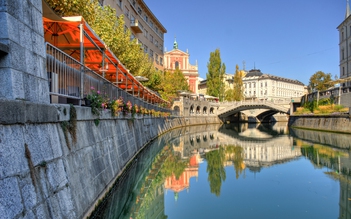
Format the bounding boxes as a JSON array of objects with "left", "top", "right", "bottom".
[{"left": 89, "top": 122, "right": 351, "bottom": 219}]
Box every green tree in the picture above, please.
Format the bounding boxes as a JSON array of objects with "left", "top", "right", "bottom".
[
  {"left": 233, "top": 65, "right": 244, "bottom": 101},
  {"left": 46, "top": 0, "right": 154, "bottom": 78},
  {"left": 158, "top": 69, "right": 189, "bottom": 102},
  {"left": 225, "top": 145, "right": 244, "bottom": 179},
  {"left": 308, "top": 71, "right": 332, "bottom": 92},
  {"left": 206, "top": 49, "right": 226, "bottom": 101},
  {"left": 206, "top": 147, "right": 226, "bottom": 197},
  {"left": 224, "top": 65, "right": 244, "bottom": 101}
]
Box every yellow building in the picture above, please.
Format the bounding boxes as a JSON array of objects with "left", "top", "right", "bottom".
[{"left": 102, "top": 0, "right": 167, "bottom": 71}]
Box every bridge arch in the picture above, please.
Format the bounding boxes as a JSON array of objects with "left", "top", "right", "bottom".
[{"left": 218, "top": 101, "right": 290, "bottom": 122}]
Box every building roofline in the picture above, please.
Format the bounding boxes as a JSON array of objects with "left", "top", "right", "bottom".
[{"left": 138, "top": 0, "right": 167, "bottom": 33}]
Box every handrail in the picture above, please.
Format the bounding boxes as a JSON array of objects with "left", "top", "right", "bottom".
[{"left": 46, "top": 42, "right": 170, "bottom": 113}]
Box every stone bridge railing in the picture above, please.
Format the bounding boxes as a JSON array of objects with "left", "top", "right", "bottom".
[
  {"left": 217, "top": 100, "right": 290, "bottom": 117},
  {"left": 172, "top": 98, "right": 291, "bottom": 118}
]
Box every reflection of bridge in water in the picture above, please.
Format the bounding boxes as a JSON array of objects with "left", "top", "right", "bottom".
[{"left": 169, "top": 123, "right": 301, "bottom": 171}]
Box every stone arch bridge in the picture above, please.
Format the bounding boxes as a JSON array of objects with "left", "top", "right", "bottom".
[{"left": 172, "top": 98, "right": 292, "bottom": 123}]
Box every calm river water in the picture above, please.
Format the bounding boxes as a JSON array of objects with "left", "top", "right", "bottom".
[{"left": 90, "top": 122, "right": 351, "bottom": 219}]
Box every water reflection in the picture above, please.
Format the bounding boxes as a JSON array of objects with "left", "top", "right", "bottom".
[{"left": 90, "top": 123, "right": 351, "bottom": 219}]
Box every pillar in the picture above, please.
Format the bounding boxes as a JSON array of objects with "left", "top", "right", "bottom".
[{"left": 0, "top": 0, "right": 49, "bottom": 103}]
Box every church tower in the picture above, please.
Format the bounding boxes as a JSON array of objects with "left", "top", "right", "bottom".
[{"left": 164, "top": 38, "right": 199, "bottom": 93}]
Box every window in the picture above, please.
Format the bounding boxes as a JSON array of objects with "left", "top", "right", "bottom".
[
  {"left": 132, "top": 0, "right": 136, "bottom": 7},
  {"left": 124, "top": 6, "right": 129, "bottom": 18},
  {"left": 155, "top": 54, "right": 159, "bottom": 64},
  {"left": 98, "top": 0, "right": 104, "bottom": 6},
  {"left": 155, "top": 40, "right": 158, "bottom": 46},
  {"left": 149, "top": 49, "right": 154, "bottom": 60},
  {"left": 150, "top": 34, "right": 153, "bottom": 43},
  {"left": 150, "top": 21, "right": 153, "bottom": 29},
  {"left": 130, "top": 15, "right": 135, "bottom": 24},
  {"left": 342, "top": 49, "right": 345, "bottom": 60},
  {"left": 117, "top": 0, "right": 122, "bottom": 8},
  {"left": 175, "top": 61, "right": 179, "bottom": 69},
  {"left": 265, "top": 82, "right": 267, "bottom": 87},
  {"left": 253, "top": 82, "right": 255, "bottom": 88},
  {"left": 145, "top": 15, "right": 148, "bottom": 22},
  {"left": 144, "top": 29, "right": 148, "bottom": 38},
  {"left": 138, "top": 7, "right": 142, "bottom": 14},
  {"left": 160, "top": 57, "right": 163, "bottom": 66},
  {"left": 144, "top": 45, "right": 148, "bottom": 53}
]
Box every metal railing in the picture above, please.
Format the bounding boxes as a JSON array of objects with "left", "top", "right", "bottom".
[
  {"left": 46, "top": 43, "right": 170, "bottom": 113},
  {"left": 303, "top": 86, "right": 351, "bottom": 106}
]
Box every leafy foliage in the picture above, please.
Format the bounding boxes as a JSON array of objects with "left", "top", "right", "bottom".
[
  {"left": 45, "top": 0, "right": 181, "bottom": 101},
  {"left": 308, "top": 71, "right": 332, "bottom": 92},
  {"left": 224, "top": 65, "right": 244, "bottom": 101},
  {"left": 206, "top": 147, "right": 226, "bottom": 197},
  {"left": 158, "top": 69, "right": 189, "bottom": 102},
  {"left": 296, "top": 97, "right": 348, "bottom": 115},
  {"left": 206, "top": 49, "right": 226, "bottom": 101}
]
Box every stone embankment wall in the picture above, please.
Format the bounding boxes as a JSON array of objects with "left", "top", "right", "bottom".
[
  {"left": 0, "top": 100, "right": 221, "bottom": 219},
  {"left": 288, "top": 115, "right": 351, "bottom": 134}
]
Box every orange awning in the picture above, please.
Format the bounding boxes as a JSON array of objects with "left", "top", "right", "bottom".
[{"left": 42, "top": 10, "right": 167, "bottom": 104}]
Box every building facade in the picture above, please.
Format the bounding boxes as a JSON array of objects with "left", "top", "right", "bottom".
[
  {"left": 338, "top": 0, "right": 351, "bottom": 86},
  {"left": 103, "top": 0, "right": 166, "bottom": 71},
  {"left": 164, "top": 39, "right": 199, "bottom": 93},
  {"left": 243, "top": 69, "right": 305, "bottom": 101}
]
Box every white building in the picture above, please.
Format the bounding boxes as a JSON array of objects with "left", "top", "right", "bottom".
[
  {"left": 243, "top": 69, "right": 305, "bottom": 101},
  {"left": 337, "top": 0, "right": 351, "bottom": 86}
]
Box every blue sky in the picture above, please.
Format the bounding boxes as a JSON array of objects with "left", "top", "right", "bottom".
[{"left": 144, "top": 0, "right": 346, "bottom": 85}]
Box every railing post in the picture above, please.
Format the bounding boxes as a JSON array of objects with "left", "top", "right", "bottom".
[{"left": 79, "top": 23, "right": 84, "bottom": 105}]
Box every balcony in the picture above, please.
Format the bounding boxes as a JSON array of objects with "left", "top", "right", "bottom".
[{"left": 130, "top": 20, "right": 143, "bottom": 33}]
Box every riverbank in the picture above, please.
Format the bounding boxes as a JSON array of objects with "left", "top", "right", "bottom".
[
  {"left": 288, "top": 114, "right": 351, "bottom": 134},
  {"left": 0, "top": 101, "right": 221, "bottom": 219}
]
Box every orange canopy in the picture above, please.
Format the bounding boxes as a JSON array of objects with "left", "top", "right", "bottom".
[{"left": 42, "top": 4, "right": 166, "bottom": 104}]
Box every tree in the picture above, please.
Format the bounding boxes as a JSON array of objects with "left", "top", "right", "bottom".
[
  {"left": 206, "top": 147, "right": 226, "bottom": 197},
  {"left": 158, "top": 69, "right": 189, "bottom": 102},
  {"left": 308, "top": 71, "right": 332, "bottom": 92},
  {"left": 46, "top": 0, "right": 154, "bottom": 77},
  {"left": 224, "top": 65, "right": 244, "bottom": 101},
  {"left": 206, "top": 49, "right": 226, "bottom": 101}
]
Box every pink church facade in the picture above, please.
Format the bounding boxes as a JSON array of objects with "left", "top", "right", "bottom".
[{"left": 164, "top": 39, "right": 199, "bottom": 94}]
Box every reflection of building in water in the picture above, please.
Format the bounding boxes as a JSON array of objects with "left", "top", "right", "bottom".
[
  {"left": 300, "top": 141, "right": 351, "bottom": 219},
  {"left": 143, "top": 184, "right": 165, "bottom": 219},
  {"left": 164, "top": 153, "right": 201, "bottom": 196},
  {"left": 237, "top": 136, "right": 300, "bottom": 169},
  {"left": 172, "top": 123, "right": 301, "bottom": 175},
  {"left": 170, "top": 123, "right": 301, "bottom": 170},
  {"left": 339, "top": 177, "right": 351, "bottom": 219}
]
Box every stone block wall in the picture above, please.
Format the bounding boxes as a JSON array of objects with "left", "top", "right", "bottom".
[
  {"left": 288, "top": 115, "right": 351, "bottom": 134},
  {"left": 0, "top": 0, "right": 49, "bottom": 103},
  {"left": 0, "top": 100, "right": 221, "bottom": 219}
]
